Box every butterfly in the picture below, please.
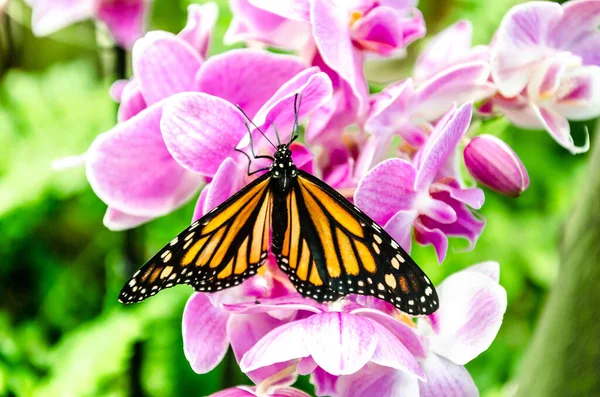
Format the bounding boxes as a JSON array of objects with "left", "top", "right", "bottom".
[{"left": 118, "top": 94, "right": 439, "bottom": 316}]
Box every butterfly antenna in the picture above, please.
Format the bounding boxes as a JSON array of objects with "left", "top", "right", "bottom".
[
  {"left": 289, "top": 92, "right": 303, "bottom": 145},
  {"left": 236, "top": 105, "right": 277, "bottom": 149},
  {"left": 272, "top": 124, "right": 282, "bottom": 145}
]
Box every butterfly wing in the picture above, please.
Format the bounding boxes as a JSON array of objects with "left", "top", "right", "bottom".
[
  {"left": 119, "top": 173, "right": 272, "bottom": 303},
  {"left": 272, "top": 170, "right": 439, "bottom": 315}
]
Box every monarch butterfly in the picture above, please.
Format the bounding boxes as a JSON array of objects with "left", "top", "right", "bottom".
[{"left": 119, "top": 95, "right": 439, "bottom": 315}]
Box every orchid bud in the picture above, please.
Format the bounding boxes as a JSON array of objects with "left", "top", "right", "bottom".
[{"left": 464, "top": 134, "right": 529, "bottom": 197}]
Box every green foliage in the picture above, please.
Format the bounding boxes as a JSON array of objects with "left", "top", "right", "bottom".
[{"left": 0, "top": 0, "right": 595, "bottom": 396}]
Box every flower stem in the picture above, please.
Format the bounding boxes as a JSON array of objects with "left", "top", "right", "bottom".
[{"left": 515, "top": 131, "right": 600, "bottom": 396}]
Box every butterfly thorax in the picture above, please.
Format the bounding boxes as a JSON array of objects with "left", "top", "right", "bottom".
[{"left": 270, "top": 145, "right": 297, "bottom": 193}]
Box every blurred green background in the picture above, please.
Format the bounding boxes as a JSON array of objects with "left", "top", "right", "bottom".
[{"left": 0, "top": 0, "right": 595, "bottom": 396}]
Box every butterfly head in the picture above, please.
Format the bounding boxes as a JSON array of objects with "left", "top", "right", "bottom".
[{"left": 270, "top": 144, "right": 297, "bottom": 192}]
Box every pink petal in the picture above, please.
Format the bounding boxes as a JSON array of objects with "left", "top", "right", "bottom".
[
  {"left": 311, "top": 0, "right": 368, "bottom": 115},
  {"left": 222, "top": 296, "right": 324, "bottom": 315},
  {"left": 271, "top": 388, "right": 312, "bottom": 397},
  {"left": 429, "top": 271, "right": 507, "bottom": 365},
  {"left": 192, "top": 184, "right": 209, "bottom": 222},
  {"left": 241, "top": 320, "right": 310, "bottom": 372},
  {"left": 414, "top": 220, "right": 448, "bottom": 263},
  {"left": 354, "top": 158, "right": 418, "bottom": 225},
  {"left": 196, "top": 49, "right": 307, "bottom": 119},
  {"left": 310, "top": 367, "right": 339, "bottom": 396},
  {"left": 383, "top": 210, "right": 418, "bottom": 253},
  {"left": 491, "top": 2, "right": 564, "bottom": 97},
  {"left": 365, "top": 79, "right": 413, "bottom": 138},
  {"left": 419, "top": 353, "right": 478, "bottom": 397},
  {"left": 110, "top": 79, "right": 128, "bottom": 102},
  {"left": 533, "top": 105, "right": 589, "bottom": 154},
  {"left": 367, "top": 320, "right": 424, "bottom": 378},
  {"left": 550, "top": 0, "right": 600, "bottom": 65},
  {"left": 351, "top": 6, "right": 407, "bottom": 56},
  {"left": 86, "top": 102, "right": 203, "bottom": 217},
  {"left": 431, "top": 182, "right": 485, "bottom": 209},
  {"left": 228, "top": 314, "right": 296, "bottom": 385},
  {"left": 250, "top": 0, "right": 311, "bottom": 22},
  {"left": 202, "top": 158, "right": 245, "bottom": 215},
  {"left": 421, "top": 198, "right": 457, "bottom": 224},
  {"left": 103, "top": 207, "right": 152, "bottom": 231},
  {"left": 178, "top": 3, "right": 218, "bottom": 58},
  {"left": 208, "top": 387, "right": 256, "bottom": 397},
  {"left": 414, "top": 62, "right": 495, "bottom": 122},
  {"left": 334, "top": 364, "right": 420, "bottom": 397},
  {"left": 465, "top": 261, "right": 500, "bottom": 283},
  {"left": 133, "top": 32, "right": 202, "bottom": 105},
  {"left": 161, "top": 92, "right": 248, "bottom": 176},
  {"left": 97, "top": 0, "right": 147, "bottom": 48},
  {"left": 118, "top": 79, "right": 147, "bottom": 122},
  {"left": 244, "top": 69, "right": 333, "bottom": 147},
  {"left": 351, "top": 308, "right": 425, "bottom": 358},
  {"left": 304, "top": 313, "right": 377, "bottom": 376},
  {"left": 415, "top": 103, "right": 473, "bottom": 191},
  {"left": 553, "top": 65, "right": 600, "bottom": 120},
  {"left": 27, "top": 0, "right": 95, "bottom": 37},
  {"left": 182, "top": 293, "right": 231, "bottom": 373},
  {"left": 422, "top": 190, "right": 486, "bottom": 254},
  {"left": 225, "top": 0, "right": 311, "bottom": 50},
  {"left": 414, "top": 20, "right": 474, "bottom": 82}
]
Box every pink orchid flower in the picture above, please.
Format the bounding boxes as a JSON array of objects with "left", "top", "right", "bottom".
[
  {"left": 355, "top": 103, "right": 485, "bottom": 263},
  {"left": 183, "top": 259, "right": 302, "bottom": 385},
  {"left": 209, "top": 385, "right": 311, "bottom": 397},
  {"left": 228, "top": 0, "right": 426, "bottom": 144},
  {"left": 305, "top": 262, "right": 506, "bottom": 397},
  {"left": 85, "top": 8, "right": 316, "bottom": 230},
  {"left": 490, "top": 0, "right": 600, "bottom": 153},
  {"left": 365, "top": 20, "right": 496, "bottom": 165},
  {"left": 160, "top": 67, "right": 333, "bottom": 224},
  {"left": 25, "top": 0, "right": 150, "bottom": 48},
  {"left": 226, "top": 296, "right": 426, "bottom": 391}
]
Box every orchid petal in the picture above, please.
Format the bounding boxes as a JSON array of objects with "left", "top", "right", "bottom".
[
  {"left": 419, "top": 353, "right": 478, "bottom": 397},
  {"left": 464, "top": 261, "right": 500, "bottom": 283},
  {"left": 413, "top": 62, "right": 495, "bottom": 122},
  {"left": 491, "top": 2, "right": 563, "bottom": 97},
  {"left": 97, "top": 0, "right": 147, "bottom": 48},
  {"left": 133, "top": 32, "right": 202, "bottom": 105},
  {"left": 354, "top": 158, "right": 418, "bottom": 225},
  {"left": 28, "top": 0, "right": 95, "bottom": 37},
  {"left": 202, "top": 158, "right": 245, "bottom": 215},
  {"left": 196, "top": 49, "right": 307, "bottom": 119},
  {"left": 103, "top": 207, "right": 152, "bottom": 231},
  {"left": 178, "top": 3, "right": 218, "bottom": 58},
  {"left": 414, "top": 221, "right": 448, "bottom": 263},
  {"left": 182, "top": 293, "right": 230, "bottom": 373},
  {"left": 241, "top": 320, "right": 309, "bottom": 372},
  {"left": 533, "top": 105, "right": 589, "bottom": 154},
  {"left": 304, "top": 313, "right": 377, "bottom": 376},
  {"left": 429, "top": 271, "right": 507, "bottom": 365},
  {"left": 383, "top": 210, "right": 418, "bottom": 253},
  {"left": 249, "top": 0, "right": 310, "bottom": 22},
  {"left": 368, "top": 320, "right": 424, "bottom": 378},
  {"left": 117, "top": 79, "right": 147, "bottom": 122},
  {"left": 311, "top": 0, "right": 367, "bottom": 115},
  {"left": 415, "top": 103, "right": 473, "bottom": 190},
  {"left": 334, "top": 364, "right": 420, "bottom": 397},
  {"left": 228, "top": 313, "right": 296, "bottom": 385},
  {"left": 161, "top": 92, "right": 248, "bottom": 176},
  {"left": 86, "top": 102, "right": 203, "bottom": 217},
  {"left": 550, "top": 0, "right": 600, "bottom": 65},
  {"left": 414, "top": 20, "right": 474, "bottom": 82}
]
